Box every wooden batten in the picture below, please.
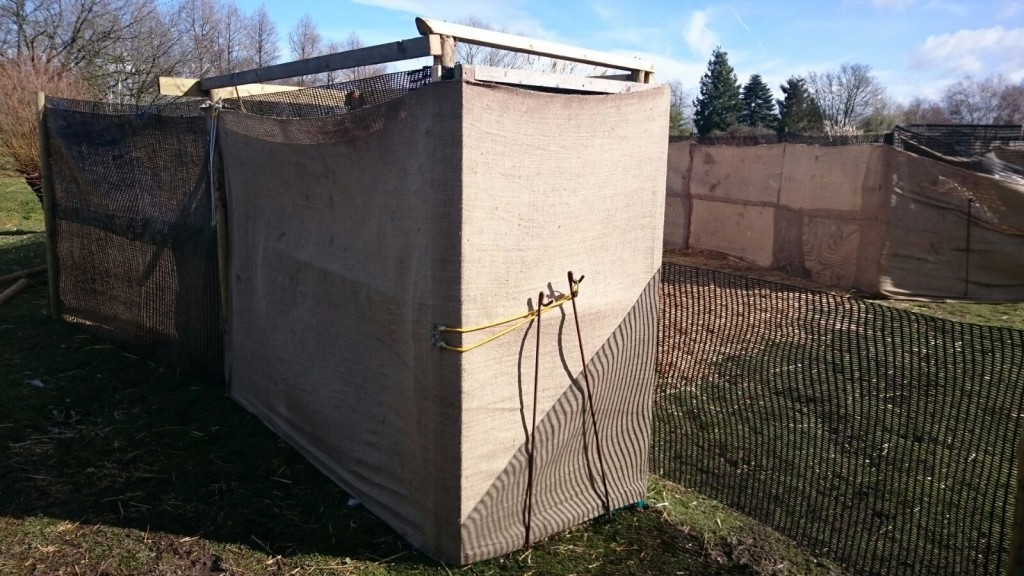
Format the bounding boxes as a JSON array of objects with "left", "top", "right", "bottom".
[
  {"left": 198, "top": 36, "right": 434, "bottom": 91},
  {"left": 416, "top": 17, "right": 654, "bottom": 77},
  {"left": 160, "top": 17, "right": 654, "bottom": 96},
  {"left": 158, "top": 76, "right": 205, "bottom": 97},
  {"left": 159, "top": 77, "right": 302, "bottom": 100},
  {"left": 458, "top": 65, "right": 659, "bottom": 94}
]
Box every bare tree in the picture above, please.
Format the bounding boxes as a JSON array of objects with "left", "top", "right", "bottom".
[
  {"left": 242, "top": 2, "right": 278, "bottom": 69},
  {"left": 857, "top": 94, "right": 902, "bottom": 133},
  {"left": 0, "top": 56, "right": 92, "bottom": 199},
  {"left": 453, "top": 17, "right": 605, "bottom": 76},
  {"left": 998, "top": 81, "right": 1024, "bottom": 124},
  {"left": 902, "top": 96, "right": 951, "bottom": 124},
  {"left": 93, "top": 0, "right": 183, "bottom": 103},
  {"left": 0, "top": 0, "right": 184, "bottom": 101},
  {"left": 535, "top": 57, "right": 606, "bottom": 76},
  {"left": 807, "top": 63, "right": 885, "bottom": 128},
  {"left": 322, "top": 37, "right": 340, "bottom": 84},
  {"left": 0, "top": 0, "right": 157, "bottom": 71},
  {"left": 214, "top": 0, "right": 246, "bottom": 73},
  {"left": 943, "top": 74, "right": 1024, "bottom": 124},
  {"left": 176, "top": 0, "right": 223, "bottom": 78},
  {"left": 328, "top": 31, "right": 387, "bottom": 82},
  {"left": 288, "top": 13, "right": 321, "bottom": 86},
  {"left": 455, "top": 16, "right": 531, "bottom": 69},
  {"left": 666, "top": 79, "right": 692, "bottom": 137}
]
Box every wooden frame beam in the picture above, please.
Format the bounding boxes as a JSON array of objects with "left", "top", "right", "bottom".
[
  {"left": 159, "top": 77, "right": 303, "bottom": 100},
  {"left": 197, "top": 36, "right": 436, "bottom": 92},
  {"left": 458, "top": 65, "right": 659, "bottom": 94},
  {"left": 158, "top": 16, "right": 656, "bottom": 98},
  {"left": 416, "top": 17, "right": 654, "bottom": 76}
]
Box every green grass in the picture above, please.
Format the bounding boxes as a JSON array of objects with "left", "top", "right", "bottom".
[
  {"left": 5, "top": 173, "right": 1019, "bottom": 575},
  {"left": 0, "top": 177, "right": 836, "bottom": 575},
  {"left": 0, "top": 176, "right": 43, "bottom": 234},
  {"left": 0, "top": 263, "right": 830, "bottom": 576},
  {"left": 879, "top": 299, "right": 1024, "bottom": 330},
  {"left": 654, "top": 288, "right": 1024, "bottom": 575}
]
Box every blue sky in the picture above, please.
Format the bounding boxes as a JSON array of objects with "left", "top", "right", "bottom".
[{"left": 236, "top": 0, "right": 1024, "bottom": 102}]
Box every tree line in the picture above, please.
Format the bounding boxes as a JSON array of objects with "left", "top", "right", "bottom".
[
  {"left": 4, "top": 4, "right": 1023, "bottom": 188},
  {"left": 675, "top": 46, "right": 1024, "bottom": 138},
  {"left": 0, "top": 0, "right": 389, "bottom": 103},
  {"left": 0, "top": 0, "right": 390, "bottom": 194}
]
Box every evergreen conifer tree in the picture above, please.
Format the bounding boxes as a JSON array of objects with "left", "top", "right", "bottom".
[
  {"left": 776, "top": 76, "right": 824, "bottom": 134},
  {"left": 739, "top": 73, "right": 777, "bottom": 128},
  {"left": 692, "top": 47, "right": 742, "bottom": 136}
]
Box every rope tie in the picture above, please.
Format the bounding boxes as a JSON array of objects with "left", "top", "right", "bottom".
[
  {"left": 432, "top": 283, "right": 580, "bottom": 353},
  {"left": 202, "top": 100, "right": 223, "bottom": 227},
  {"left": 431, "top": 273, "right": 604, "bottom": 545}
]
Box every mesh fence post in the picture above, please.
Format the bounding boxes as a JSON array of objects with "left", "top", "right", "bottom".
[{"left": 36, "top": 91, "right": 61, "bottom": 321}]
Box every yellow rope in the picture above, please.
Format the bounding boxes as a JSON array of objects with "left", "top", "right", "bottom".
[
  {"left": 439, "top": 316, "right": 535, "bottom": 353},
  {"left": 434, "top": 282, "right": 581, "bottom": 353}
]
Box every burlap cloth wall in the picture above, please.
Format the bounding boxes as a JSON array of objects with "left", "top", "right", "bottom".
[
  {"left": 218, "top": 79, "right": 668, "bottom": 563},
  {"left": 667, "top": 141, "right": 1024, "bottom": 300}
]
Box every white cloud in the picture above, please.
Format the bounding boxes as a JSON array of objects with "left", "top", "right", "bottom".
[
  {"left": 871, "top": 0, "right": 916, "bottom": 8},
  {"left": 999, "top": 0, "right": 1024, "bottom": 19},
  {"left": 635, "top": 52, "right": 707, "bottom": 88},
  {"left": 683, "top": 10, "right": 717, "bottom": 56},
  {"left": 591, "top": 3, "right": 614, "bottom": 24},
  {"left": 921, "top": 1, "right": 971, "bottom": 16},
  {"left": 729, "top": 6, "right": 751, "bottom": 33},
  {"left": 350, "top": 0, "right": 551, "bottom": 39},
  {"left": 910, "top": 26, "right": 1024, "bottom": 80}
]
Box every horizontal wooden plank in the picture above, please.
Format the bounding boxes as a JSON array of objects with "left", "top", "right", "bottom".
[
  {"left": 158, "top": 77, "right": 203, "bottom": 97},
  {"left": 589, "top": 73, "right": 632, "bottom": 81},
  {"left": 210, "top": 82, "right": 300, "bottom": 101},
  {"left": 416, "top": 17, "right": 654, "bottom": 73},
  {"left": 459, "top": 65, "right": 660, "bottom": 94},
  {"left": 159, "top": 77, "right": 304, "bottom": 99},
  {"left": 199, "top": 36, "right": 434, "bottom": 91}
]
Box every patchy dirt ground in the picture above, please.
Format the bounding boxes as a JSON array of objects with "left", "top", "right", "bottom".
[{"left": 663, "top": 249, "right": 849, "bottom": 295}]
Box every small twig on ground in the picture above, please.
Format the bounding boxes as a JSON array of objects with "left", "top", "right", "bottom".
[
  {"left": 250, "top": 534, "right": 274, "bottom": 555},
  {"left": 0, "top": 264, "right": 45, "bottom": 284},
  {"left": 0, "top": 277, "right": 30, "bottom": 307}
]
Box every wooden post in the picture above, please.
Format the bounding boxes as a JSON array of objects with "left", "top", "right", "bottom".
[
  {"left": 37, "top": 91, "right": 61, "bottom": 321},
  {"left": 211, "top": 112, "right": 231, "bottom": 389},
  {"left": 433, "top": 35, "right": 455, "bottom": 80}
]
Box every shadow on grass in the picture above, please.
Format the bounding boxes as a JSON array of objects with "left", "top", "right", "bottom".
[
  {"left": 0, "top": 237, "right": 758, "bottom": 576},
  {"left": 0, "top": 239, "right": 434, "bottom": 565}
]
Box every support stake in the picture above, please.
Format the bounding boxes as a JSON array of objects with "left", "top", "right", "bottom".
[{"left": 37, "top": 91, "right": 61, "bottom": 321}]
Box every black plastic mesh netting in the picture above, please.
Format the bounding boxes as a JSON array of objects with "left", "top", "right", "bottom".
[
  {"left": 219, "top": 68, "right": 432, "bottom": 118},
  {"left": 44, "top": 96, "right": 222, "bottom": 380},
  {"left": 894, "top": 124, "right": 1023, "bottom": 157},
  {"left": 684, "top": 132, "right": 888, "bottom": 146},
  {"left": 41, "top": 69, "right": 435, "bottom": 381},
  {"left": 653, "top": 262, "right": 1024, "bottom": 576},
  {"left": 893, "top": 125, "right": 1024, "bottom": 182}
]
